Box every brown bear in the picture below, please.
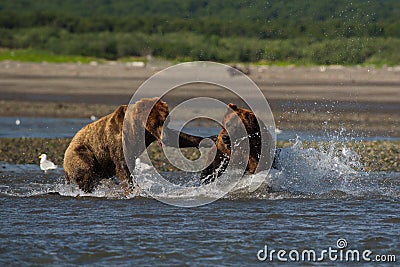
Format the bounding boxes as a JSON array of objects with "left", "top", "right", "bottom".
[
  {"left": 64, "top": 97, "right": 207, "bottom": 193},
  {"left": 200, "top": 103, "right": 274, "bottom": 184}
]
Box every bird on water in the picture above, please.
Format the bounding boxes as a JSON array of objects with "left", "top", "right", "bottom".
[{"left": 39, "top": 154, "right": 57, "bottom": 173}]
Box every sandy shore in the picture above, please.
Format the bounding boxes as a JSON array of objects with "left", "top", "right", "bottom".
[
  {"left": 0, "top": 61, "right": 399, "bottom": 136},
  {"left": 1, "top": 61, "right": 399, "bottom": 102}
]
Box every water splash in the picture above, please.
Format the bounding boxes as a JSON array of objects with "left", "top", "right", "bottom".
[
  {"left": 1, "top": 139, "right": 399, "bottom": 200},
  {"left": 269, "top": 137, "right": 362, "bottom": 195}
]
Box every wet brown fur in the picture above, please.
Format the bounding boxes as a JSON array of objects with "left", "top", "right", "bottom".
[
  {"left": 201, "top": 103, "right": 273, "bottom": 183},
  {"left": 64, "top": 97, "right": 211, "bottom": 193},
  {"left": 63, "top": 98, "right": 171, "bottom": 193}
]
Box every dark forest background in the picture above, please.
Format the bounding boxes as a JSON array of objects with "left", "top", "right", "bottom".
[{"left": 1, "top": 0, "right": 399, "bottom": 64}]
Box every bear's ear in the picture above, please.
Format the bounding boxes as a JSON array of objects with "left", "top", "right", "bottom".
[{"left": 228, "top": 103, "right": 238, "bottom": 110}]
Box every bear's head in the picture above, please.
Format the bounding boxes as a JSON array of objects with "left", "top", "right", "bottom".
[
  {"left": 218, "top": 103, "right": 261, "bottom": 155},
  {"left": 131, "top": 97, "right": 170, "bottom": 145},
  {"left": 200, "top": 103, "right": 265, "bottom": 183}
]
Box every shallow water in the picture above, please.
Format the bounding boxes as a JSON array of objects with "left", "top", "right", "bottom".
[
  {"left": 0, "top": 117, "right": 93, "bottom": 138},
  {"left": 1, "top": 116, "right": 399, "bottom": 141},
  {"left": 1, "top": 140, "right": 399, "bottom": 265}
]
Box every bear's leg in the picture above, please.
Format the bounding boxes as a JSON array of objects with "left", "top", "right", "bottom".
[
  {"left": 246, "top": 157, "right": 259, "bottom": 173},
  {"left": 200, "top": 149, "right": 229, "bottom": 184},
  {"left": 115, "top": 160, "right": 134, "bottom": 194},
  {"left": 162, "top": 127, "right": 217, "bottom": 148},
  {"left": 64, "top": 149, "right": 100, "bottom": 193}
]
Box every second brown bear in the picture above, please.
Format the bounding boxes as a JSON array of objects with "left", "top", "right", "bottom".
[{"left": 200, "top": 103, "right": 275, "bottom": 184}]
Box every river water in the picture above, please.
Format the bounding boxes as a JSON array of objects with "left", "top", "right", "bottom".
[
  {"left": 1, "top": 116, "right": 399, "bottom": 141},
  {"left": 0, "top": 117, "right": 399, "bottom": 266}
]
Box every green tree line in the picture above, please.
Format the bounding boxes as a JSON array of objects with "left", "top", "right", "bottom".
[{"left": 0, "top": 0, "right": 399, "bottom": 64}]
